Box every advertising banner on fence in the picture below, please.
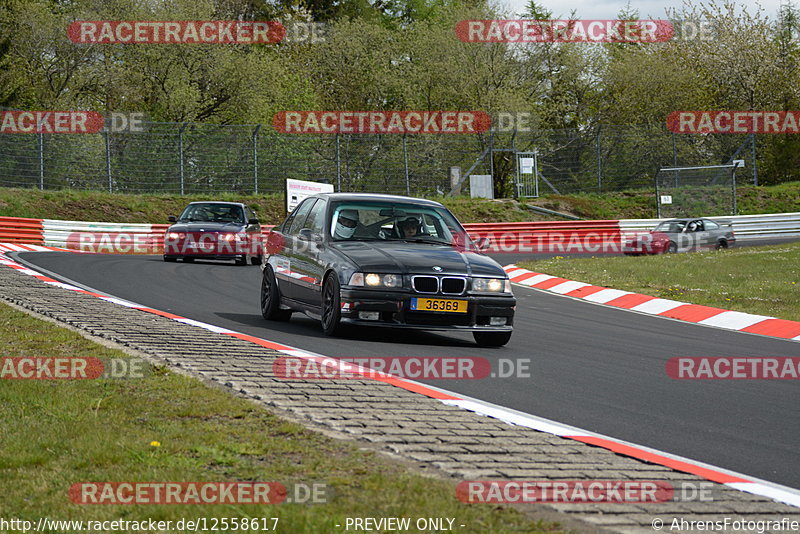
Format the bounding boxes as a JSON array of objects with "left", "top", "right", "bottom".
[{"left": 286, "top": 179, "right": 334, "bottom": 213}]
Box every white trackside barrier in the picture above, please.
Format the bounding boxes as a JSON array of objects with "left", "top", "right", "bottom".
[{"left": 620, "top": 212, "right": 800, "bottom": 240}]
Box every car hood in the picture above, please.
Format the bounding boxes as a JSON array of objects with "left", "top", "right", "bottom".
[
  {"left": 167, "top": 221, "right": 245, "bottom": 232},
  {"left": 331, "top": 240, "right": 506, "bottom": 277}
]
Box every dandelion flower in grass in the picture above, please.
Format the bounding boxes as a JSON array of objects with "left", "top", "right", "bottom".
[{"left": 150, "top": 441, "right": 161, "bottom": 448}]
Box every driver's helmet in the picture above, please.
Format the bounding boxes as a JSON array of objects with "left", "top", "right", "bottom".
[{"left": 334, "top": 209, "right": 359, "bottom": 239}]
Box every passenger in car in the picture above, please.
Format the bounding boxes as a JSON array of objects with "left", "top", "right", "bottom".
[{"left": 399, "top": 217, "right": 419, "bottom": 238}]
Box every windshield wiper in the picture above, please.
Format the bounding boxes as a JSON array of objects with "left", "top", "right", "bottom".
[{"left": 402, "top": 237, "right": 446, "bottom": 244}]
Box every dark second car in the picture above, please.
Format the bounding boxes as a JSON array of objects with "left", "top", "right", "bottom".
[
  {"left": 163, "top": 201, "right": 262, "bottom": 265},
  {"left": 260, "top": 193, "right": 515, "bottom": 346}
]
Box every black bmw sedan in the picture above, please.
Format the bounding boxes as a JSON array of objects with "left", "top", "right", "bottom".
[
  {"left": 163, "top": 201, "right": 262, "bottom": 265},
  {"left": 260, "top": 193, "right": 515, "bottom": 346}
]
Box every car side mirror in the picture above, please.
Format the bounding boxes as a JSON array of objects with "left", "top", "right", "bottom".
[
  {"left": 476, "top": 236, "right": 491, "bottom": 251},
  {"left": 299, "top": 228, "right": 313, "bottom": 240},
  {"left": 248, "top": 218, "right": 259, "bottom": 225},
  {"left": 168, "top": 215, "right": 177, "bottom": 223}
]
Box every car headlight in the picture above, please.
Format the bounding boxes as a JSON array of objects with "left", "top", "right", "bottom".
[
  {"left": 167, "top": 232, "right": 184, "bottom": 239},
  {"left": 220, "top": 232, "right": 246, "bottom": 241},
  {"left": 349, "top": 273, "right": 402, "bottom": 288},
  {"left": 473, "top": 277, "right": 509, "bottom": 293}
]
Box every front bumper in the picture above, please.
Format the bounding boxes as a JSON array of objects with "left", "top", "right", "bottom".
[{"left": 338, "top": 288, "right": 515, "bottom": 332}]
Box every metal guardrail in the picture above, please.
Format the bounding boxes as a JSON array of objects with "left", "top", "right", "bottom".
[
  {"left": 0, "top": 216, "right": 44, "bottom": 244},
  {"left": 1, "top": 213, "right": 798, "bottom": 250},
  {"left": 619, "top": 212, "right": 800, "bottom": 240}
]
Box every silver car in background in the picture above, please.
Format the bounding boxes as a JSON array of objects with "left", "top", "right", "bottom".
[
  {"left": 654, "top": 218, "right": 736, "bottom": 253},
  {"left": 626, "top": 218, "right": 736, "bottom": 254}
]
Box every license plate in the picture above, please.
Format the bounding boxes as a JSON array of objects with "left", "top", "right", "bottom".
[{"left": 410, "top": 298, "right": 467, "bottom": 313}]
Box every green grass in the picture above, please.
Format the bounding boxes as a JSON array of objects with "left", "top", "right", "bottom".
[
  {"left": 0, "top": 188, "right": 542, "bottom": 226},
  {"left": 1, "top": 182, "right": 797, "bottom": 226},
  {"left": 518, "top": 242, "right": 800, "bottom": 321},
  {"left": 0, "top": 302, "right": 561, "bottom": 533}
]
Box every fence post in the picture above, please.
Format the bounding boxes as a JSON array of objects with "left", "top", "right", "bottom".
[
  {"left": 489, "top": 129, "right": 495, "bottom": 187},
  {"left": 403, "top": 134, "right": 410, "bottom": 195},
  {"left": 253, "top": 125, "right": 261, "bottom": 195},
  {"left": 336, "top": 134, "right": 341, "bottom": 192},
  {"left": 672, "top": 132, "right": 678, "bottom": 166},
  {"left": 37, "top": 132, "right": 44, "bottom": 190},
  {"left": 179, "top": 123, "right": 187, "bottom": 195},
  {"left": 596, "top": 126, "right": 602, "bottom": 193},
  {"left": 104, "top": 130, "right": 112, "bottom": 192},
  {"left": 751, "top": 133, "right": 758, "bottom": 186}
]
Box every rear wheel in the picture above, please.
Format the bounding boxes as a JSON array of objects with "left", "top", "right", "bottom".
[
  {"left": 261, "top": 267, "right": 291, "bottom": 321},
  {"left": 473, "top": 331, "right": 512, "bottom": 347},
  {"left": 321, "top": 274, "right": 343, "bottom": 336},
  {"left": 716, "top": 240, "right": 728, "bottom": 250}
]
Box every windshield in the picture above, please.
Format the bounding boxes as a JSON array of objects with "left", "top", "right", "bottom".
[
  {"left": 329, "top": 201, "right": 468, "bottom": 245},
  {"left": 179, "top": 203, "right": 245, "bottom": 224},
  {"left": 655, "top": 221, "right": 686, "bottom": 233}
]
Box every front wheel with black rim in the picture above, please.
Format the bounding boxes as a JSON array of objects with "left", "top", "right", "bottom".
[
  {"left": 235, "top": 255, "right": 248, "bottom": 266},
  {"left": 666, "top": 242, "right": 677, "bottom": 254},
  {"left": 321, "top": 274, "right": 343, "bottom": 336},
  {"left": 261, "top": 267, "right": 291, "bottom": 321},
  {"left": 473, "top": 331, "right": 512, "bottom": 347},
  {"left": 163, "top": 256, "right": 177, "bottom": 262}
]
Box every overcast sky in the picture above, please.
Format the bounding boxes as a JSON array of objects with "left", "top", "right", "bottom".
[{"left": 497, "top": 0, "right": 787, "bottom": 20}]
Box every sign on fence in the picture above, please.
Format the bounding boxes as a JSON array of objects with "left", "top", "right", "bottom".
[
  {"left": 470, "top": 175, "right": 493, "bottom": 199},
  {"left": 286, "top": 179, "right": 334, "bottom": 213}
]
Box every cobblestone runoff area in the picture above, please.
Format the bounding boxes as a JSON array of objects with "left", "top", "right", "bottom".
[{"left": 1, "top": 263, "right": 798, "bottom": 534}]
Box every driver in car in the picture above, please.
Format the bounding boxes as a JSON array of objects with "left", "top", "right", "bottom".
[{"left": 333, "top": 209, "right": 361, "bottom": 239}]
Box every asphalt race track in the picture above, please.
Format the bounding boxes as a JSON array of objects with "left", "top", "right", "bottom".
[{"left": 17, "top": 251, "right": 800, "bottom": 490}]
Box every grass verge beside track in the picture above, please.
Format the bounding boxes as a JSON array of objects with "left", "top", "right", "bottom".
[
  {"left": 0, "top": 302, "right": 561, "bottom": 533},
  {"left": 1, "top": 182, "right": 798, "bottom": 225},
  {"left": 518, "top": 242, "right": 800, "bottom": 322}
]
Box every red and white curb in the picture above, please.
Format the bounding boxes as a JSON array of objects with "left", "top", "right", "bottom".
[
  {"left": 1, "top": 244, "right": 799, "bottom": 509},
  {"left": 504, "top": 265, "right": 800, "bottom": 342}
]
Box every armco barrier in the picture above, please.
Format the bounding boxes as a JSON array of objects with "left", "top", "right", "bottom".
[
  {"left": 43, "top": 220, "right": 166, "bottom": 253},
  {"left": 620, "top": 212, "right": 800, "bottom": 240},
  {"left": 0, "top": 216, "right": 44, "bottom": 245},
  {"left": 0, "top": 214, "right": 798, "bottom": 252}
]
